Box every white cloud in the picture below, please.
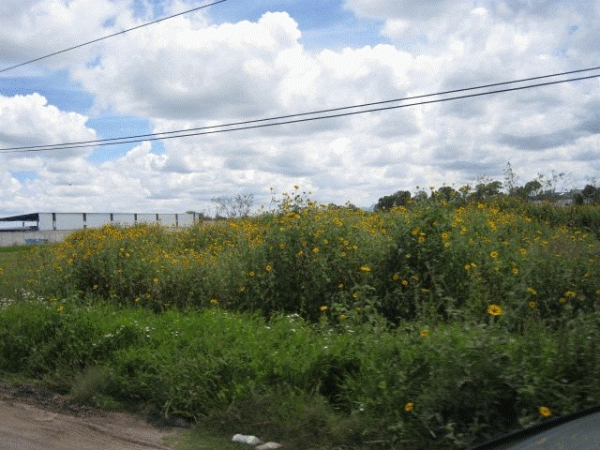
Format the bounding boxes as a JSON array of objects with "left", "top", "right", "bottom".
[
  {"left": 0, "top": 93, "right": 96, "bottom": 154},
  {"left": 0, "top": 0, "right": 128, "bottom": 73},
  {"left": 72, "top": 12, "right": 302, "bottom": 120}
]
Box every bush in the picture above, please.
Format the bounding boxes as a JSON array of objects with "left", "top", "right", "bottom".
[{"left": 2, "top": 192, "right": 600, "bottom": 449}]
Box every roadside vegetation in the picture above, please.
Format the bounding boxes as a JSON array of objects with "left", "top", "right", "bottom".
[{"left": 1, "top": 184, "right": 600, "bottom": 449}]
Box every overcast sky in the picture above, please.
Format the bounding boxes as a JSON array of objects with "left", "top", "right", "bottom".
[{"left": 1, "top": 0, "right": 599, "bottom": 215}]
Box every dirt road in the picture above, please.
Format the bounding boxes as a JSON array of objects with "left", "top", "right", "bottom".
[{"left": 0, "top": 383, "right": 181, "bottom": 450}]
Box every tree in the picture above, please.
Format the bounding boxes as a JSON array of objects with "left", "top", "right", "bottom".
[
  {"left": 504, "top": 161, "right": 519, "bottom": 196},
  {"left": 512, "top": 179, "right": 543, "bottom": 200},
  {"left": 470, "top": 180, "right": 502, "bottom": 202},
  {"left": 374, "top": 190, "right": 412, "bottom": 210},
  {"left": 582, "top": 184, "right": 600, "bottom": 204},
  {"left": 211, "top": 194, "right": 255, "bottom": 219},
  {"left": 435, "top": 186, "right": 459, "bottom": 202}
]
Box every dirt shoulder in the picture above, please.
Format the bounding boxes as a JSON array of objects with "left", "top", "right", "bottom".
[{"left": 0, "top": 382, "right": 182, "bottom": 450}]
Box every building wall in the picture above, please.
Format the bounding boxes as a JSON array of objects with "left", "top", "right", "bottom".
[
  {"left": 54, "top": 213, "right": 85, "bottom": 230},
  {"left": 32, "top": 213, "right": 196, "bottom": 231},
  {"left": 0, "top": 213, "right": 199, "bottom": 247},
  {"left": 0, "top": 230, "right": 74, "bottom": 247},
  {"left": 85, "top": 213, "right": 113, "bottom": 228}
]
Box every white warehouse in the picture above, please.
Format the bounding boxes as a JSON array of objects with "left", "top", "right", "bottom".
[{"left": 0, "top": 212, "right": 201, "bottom": 247}]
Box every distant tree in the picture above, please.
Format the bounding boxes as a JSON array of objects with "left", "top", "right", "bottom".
[
  {"left": 470, "top": 180, "right": 502, "bottom": 202},
  {"left": 435, "top": 186, "right": 459, "bottom": 202},
  {"left": 413, "top": 189, "right": 429, "bottom": 203},
  {"left": 504, "top": 161, "right": 519, "bottom": 196},
  {"left": 458, "top": 185, "right": 472, "bottom": 200},
  {"left": 211, "top": 194, "right": 254, "bottom": 219},
  {"left": 512, "top": 179, "right": 543, "bottom": 200},
  {"left": 582, "top": 184, "right": 600, "bottom": 204},
  {"left": 374, "top": 190, "right": 412, "bottom": 210}
]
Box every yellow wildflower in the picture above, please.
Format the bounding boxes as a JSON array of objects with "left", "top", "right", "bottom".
[
  {"left": 539, "top": 406, "right": 552, "bottom": 418},
  {"left": 210, "top": 299, "right": 219, "bottom": 305},
  {"left": 360, "top": 265, "right": 372, "bottom": 272},
  {"left": 420, "top": 329, "right": 429, "bottom": 337},
  {"left": 487, "top": 304, "right": 503, "bottom": 316},
  {"left": 404, "top": 402, "right": 414, "bottom": 412},
  {"left": 319, "top": 305, "right": 328, "bottom": 312},
  {"left": 490, "top": 251, "right": 499, "bottom": 260}
]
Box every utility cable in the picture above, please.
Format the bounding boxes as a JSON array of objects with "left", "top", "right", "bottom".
[
  {"left": 1, "top": 71, "right": 600, "bottom": 154},
  {"left": 0, "top": 0, "right": 227, "bottom": 74},
  {"left": 3, "top": 65, "right": 600, "bottom": 153}
]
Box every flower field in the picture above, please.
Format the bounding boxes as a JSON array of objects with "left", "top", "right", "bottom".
[{"left": 1, "top": 191, "right": 600, "bottom": 449}]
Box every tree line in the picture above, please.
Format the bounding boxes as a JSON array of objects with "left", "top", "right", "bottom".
[{"left": 375, "top": 164, "right": 600, "bottom": 210}]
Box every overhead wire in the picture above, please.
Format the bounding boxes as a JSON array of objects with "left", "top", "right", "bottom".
[
  {"left": 1, "top": 68, "right": 600, "bottom": 154},
  {"left": 2, "top": 65, "right": 600, "bottom": 153},
  {"left": 0, "top": 0, "right": 228, "bottom": 75}
]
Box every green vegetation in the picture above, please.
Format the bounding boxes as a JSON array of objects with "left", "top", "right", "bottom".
[
  {"left": 0, "top": 245, "right": 36, "bottom": 300},
  {"left": 1, "top": 189, "right": 599, "bottom": 449}
]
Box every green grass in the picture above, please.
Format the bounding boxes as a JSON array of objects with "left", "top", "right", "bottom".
[
  {"left": 0, "top": 245, "right": 36, "bottom": 299},
  {"left": 1, "top": 195, "right": 600, "bottom": 449}
]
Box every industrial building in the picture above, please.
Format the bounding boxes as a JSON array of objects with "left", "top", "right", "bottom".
[{"left": 0, "top": 212, "right": 200, "bottom": 247}]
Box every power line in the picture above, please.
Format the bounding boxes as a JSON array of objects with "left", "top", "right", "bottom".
[
  {"left": 2, "top": 69, "right": 600, "bottom": 154},
  {"left": 0, "top": 0, "right": 228, "bottom": 75},
  {"left": 4, "top": 65, "right": 600, "bottom": 153}
]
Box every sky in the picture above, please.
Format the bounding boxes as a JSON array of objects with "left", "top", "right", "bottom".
[{"left": 0, "top": 0, "right": 599, "bottom": 215}]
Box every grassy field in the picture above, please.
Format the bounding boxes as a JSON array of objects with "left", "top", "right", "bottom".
[{"left": 1, "top": 191, "right": 599, "bottom": 449}]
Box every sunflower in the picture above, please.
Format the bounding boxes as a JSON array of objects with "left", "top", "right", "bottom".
[{"left": 487, "top": 304, "right": 503, "bottom": 316}]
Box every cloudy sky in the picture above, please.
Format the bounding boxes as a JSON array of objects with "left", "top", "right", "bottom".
[{"left": 1, "top": 0, "right": 599, "bottom": 215}]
